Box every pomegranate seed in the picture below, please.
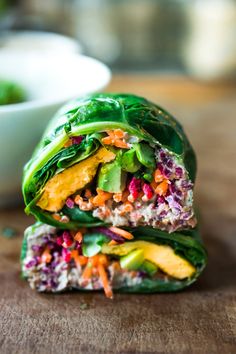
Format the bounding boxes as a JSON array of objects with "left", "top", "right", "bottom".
[
  {"left": 56, "top": 236, "right": 63, "bottom": 246},
  {"left": 62, "top": 231, "right": 73, "bottom": 247},
  {"left": 142, "top": 183, "right": 154, "bottom": 200},
  {"left": 71, "top": 136, "right": 83, "bottom": 145},
  {"left": 62, "top": 248, "right": 71, "bottom": 262},
  {"left": 66, "top": 197, "right": 74, "bottom": 209},
  {"left": 128, "top": 177, "right": 141, "bottom": 200}
]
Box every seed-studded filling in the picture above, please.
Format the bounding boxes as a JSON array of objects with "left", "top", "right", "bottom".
[
  {"left": 23, "top": 225, "right": 196, "bottom": 299},
  {"left": 36, "top": 129, "right": 196, "bottom": 232}
]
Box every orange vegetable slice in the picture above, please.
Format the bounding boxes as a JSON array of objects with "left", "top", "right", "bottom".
[
  {"left": 109, "top": 226, "right": 134, "bottom": 240},
  {"left": 155, "top": 179, "right": 169, "bottom": 196}
]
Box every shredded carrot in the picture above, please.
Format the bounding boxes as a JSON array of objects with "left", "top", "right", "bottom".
[
  {"left": 112, "top": 261, "right": 121, "bottom": 271},
  {"left": 119, "top": 202, "right": 133, "bottom": 215},
  {"left": 113, "top": 140, "right": 129, "bottom": 149},
  {"left": 74, "top": 231, "right": 83, "bottom": 243},
  {"left": 92, "top": 268, "right": 99, "bottom": 276},
  {"left": 79, "top": 256, "right": 89, "bottom": 266},
  {"left": 155, "top": 179, "right": 169, "bottom": 196},
  {"left": 52, "top": 213, "right": 61, "bottom": 221},
  {"left": 41, "top": 247, "right": 52, "bottom": 264},
  {"left": 106, "top": 130, "right": 115, "bottom": 138},
  {"left": 71, "top": 250, "right": 88, "bottom": 267},
  {"left": 150, "top": 180, "right": 158, "bottom": 190},
  {"left": 113, "top": 129, "right": 125, "bottom": 138},
  {"left": 102, "top": 130, "right": 129, "bottom": 149},
  {"left": 109, "top": 226, "right": 134, "bottom": 240},
  {"left": 98, "top": 263, "right": 113, "bottom": 299},
  {"left": 98, "top": 254, "right": 109, "bottom": 266},
  {"left": 108, "top": 240, "right": 118, "bottom": 246},
  {"left": 113, "top": 193, "right": 122, "bottom": 203},
  {"left": 92, "top": 189, "right": 113, "bottom": 207},
  {"left": 154, "top": 168, "right": 163, "bottom": 183},
  {"left": 102, "top": 136, "right": 113, "bottom": 145},
  {"left": 90, "top": 255, "right": 100, "bottom": 267},
  {"left": 81, "top": 262, "right": 93, "bottom": 280}
]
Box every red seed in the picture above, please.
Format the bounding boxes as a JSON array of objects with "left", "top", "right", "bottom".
[
  {"left": 62, "top": 231, "right": 73, "bottom": 247},
  {"left": 62, "top": 248, "right": 71, "bottom": 262},
  {"left": 72, "top": 136, "right": 83, "bottom": 145},
  {"left": 142, "top": 183, "right": 154, "bottom": 199},
  {"left": 66, "top": 197, "right": 74, "bottom": 209},
  {"left": 56, "top": 236, "right": 63, "bottom": 246},
  {"left": 128, "top": 177, "right": 141, "bottom": 200}
]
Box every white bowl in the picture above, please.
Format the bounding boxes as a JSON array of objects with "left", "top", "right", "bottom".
[
  {"left": 0, "top": 50, "right": 111, "bottom": 206},
  {"left": 0, "top": 30, "right": 82, "bottom": 54}
]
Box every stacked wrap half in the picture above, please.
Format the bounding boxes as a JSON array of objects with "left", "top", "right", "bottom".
[{"left": 21, "top": 94, "right": 207, "bottom": 298}]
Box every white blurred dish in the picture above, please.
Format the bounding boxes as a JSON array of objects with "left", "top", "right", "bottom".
[
  {"left": 0, "top": 50, "right": 111, "bottom": 206},
  {"left": 0, "top": 30, "right": 82, "bottom": 54}
]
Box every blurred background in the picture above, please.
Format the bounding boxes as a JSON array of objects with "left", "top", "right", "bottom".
[{"left": 1, "top": 0, "right": 236, "bottom": 79}]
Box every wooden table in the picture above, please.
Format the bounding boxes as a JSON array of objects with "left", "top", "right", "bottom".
[{"left": 1, "top": 76, "right": 236, "bottom": 354}]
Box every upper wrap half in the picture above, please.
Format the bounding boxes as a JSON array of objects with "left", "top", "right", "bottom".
[
  {"left": 21, "top": 223, "right": 207, "bottom": 298},
  {"left": 23, "top": 94, "right": 197, "bottom": 232}
]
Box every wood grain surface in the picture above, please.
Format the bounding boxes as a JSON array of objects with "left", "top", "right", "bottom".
[{"left": 0, "top": 76, "right": 236, "bottom": 354}]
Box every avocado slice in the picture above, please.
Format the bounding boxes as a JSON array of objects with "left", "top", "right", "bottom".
[
  {"left": 120, "top": 249, "right": 144, "bottom": 271},
  {"left": 140, "top": 260, "right": 158, "bottom": 276},
  {"left": 102, "top": 240, "right": 196, "bottom": 280},
  {"left": 121, "top": 149, "right": 141, "bottom": 173},
  {"left": 134, "top": 143, "right": 155, "bottom": 169},
  {"left": 97, "top": 160, "right": 127, "bottom": 193}
]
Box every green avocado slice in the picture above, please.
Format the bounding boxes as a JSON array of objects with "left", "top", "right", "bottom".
[
  {"left": 120, "top": 249, "right": 145, "bottom": 271},
  {"left": 97, "top": 160, "right": 127, "bottom": 193}
]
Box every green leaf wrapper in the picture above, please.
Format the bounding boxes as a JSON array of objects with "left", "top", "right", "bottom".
[
  {"left": 22, "top": 93, "right": 196, "bottom": 229},
  {"left": 21, "top": 223, "right": 207, "bottom": 293}
]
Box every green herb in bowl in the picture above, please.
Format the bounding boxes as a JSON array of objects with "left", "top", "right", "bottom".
[{"left": 0, "top": 80, "right": 27, "bottom": 105}]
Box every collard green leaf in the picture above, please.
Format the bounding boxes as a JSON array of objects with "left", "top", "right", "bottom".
[
  {"left": 22, "top": 93, "right": 197, "bottom": 229},
  {"left": 21, "top": 222, "right": 207, "bottom": 292}
]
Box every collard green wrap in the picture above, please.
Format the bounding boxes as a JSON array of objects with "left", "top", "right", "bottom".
[
  {"left": 22, "top": 93, "right": 197, "bottom": 230},
  {"left": 21, "top": 223, "right": 207, "bottom": 294}
]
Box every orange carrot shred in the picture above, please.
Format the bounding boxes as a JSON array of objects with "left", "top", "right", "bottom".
[
  {"left": 52, "top": 213, "right": 61, "bottom": 221},
  {"left": 101, "top": 136, "right": 112, "bottom": 145},
  {"left": 92, "top": 189, "right": 113, "bottom": 207},
  {"left": 41, "top": 247, "right": 52, "bottom": 264},
  {"left": 154, "top": 168, "right": 163, "bottom": 183},
  {"left": 98, "top": 264, "right": 113, "bottom": 299},
  {"left": 155, "top": 179, "right": 169, "bottom": 196},
  {"left": 98, "top": 254, "right": 109, "bottom": 266},
  {"left": 106, "top": 130, "right": 115, "bottom": 138},
  {"left": 150, "top": 180, "right": 158, "bottom": 190},
  {"left": 108, "top": 240, "right": 118, "bottom": 246},
  {"left": 114, "top": 140, "right": 129, "bottom": 149},
  {"left": 109, "top": 226, "right": 134, "bottom": 240},
  {"left": 113, "top": 193, "right": 122, "bottom": 203},
  {"left": 113, "top": 129, "right": 125, "bottom": 138},
  {"left": 71, "top": 250, "right": 88, "bottom": 267},
  {"left": 82, "top": 263, "right": 92, "bottom": 280},
  {"left": 74, "top": 231, "right": 83, "bottom": 243},
  {"left": 90, "top": 255, "right": 100, "bottom": 267}
]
